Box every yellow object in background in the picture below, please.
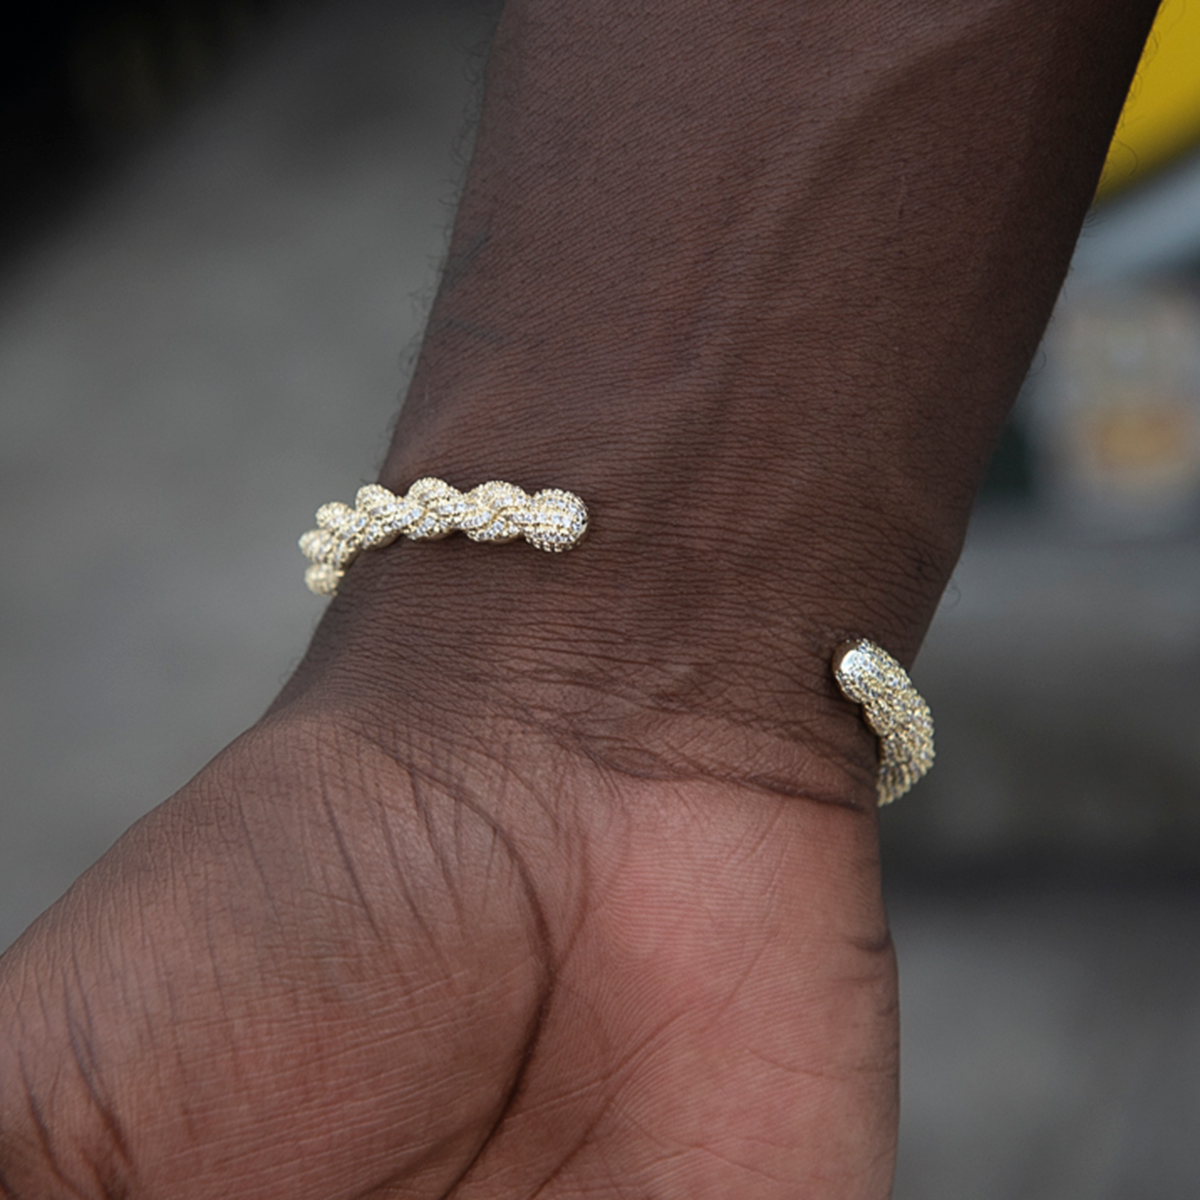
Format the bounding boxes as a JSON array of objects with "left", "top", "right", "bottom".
[{"left": 1099, "top": 0, "right": 1200, "bottom": 197}]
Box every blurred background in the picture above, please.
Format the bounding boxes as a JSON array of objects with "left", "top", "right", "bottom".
[{"left": 2, "top": 1, "right": 1199, "bottom": 1195}]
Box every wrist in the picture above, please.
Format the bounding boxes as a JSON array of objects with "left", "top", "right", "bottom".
[{"left": 279, "top": 519, "right": 881, "bottom": 813}]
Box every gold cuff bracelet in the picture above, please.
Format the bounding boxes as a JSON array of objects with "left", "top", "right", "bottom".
[
  {"left": 299, "top": 477, "right": 588, "bottom": 595},
  {"left": 833, "top": 638, "right": 935, "bottom": 805}
]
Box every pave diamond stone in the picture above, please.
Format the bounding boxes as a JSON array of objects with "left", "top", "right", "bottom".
[
  {"left": 300, "top": 476, "right": 588, "bottom": 594},
  {"left": 315, "top": 501, "right": 355, "bottom": 533},
  {"left": 405, "top": 477, "right": 462, "bottom": 540},
  {"left": 304, "top": 563, "right": 343, "bottom": 596},
  {"left": 833, "top": 639, "right": 934, "bottom": 806},
  {"left": 355, "top": 484, "right": 406, "bottom": 548},
  {"left": 462, "top": 481, "right": 529, "bottom": 543},
  {"left": 355, "top": 484, "right": 395, "bottom": 511},
  {"left": 519, "top": 488, "right": 589, "bottom": 552},
  {"left": 298, "top": 528, "right": 336, "bottom": 564}
]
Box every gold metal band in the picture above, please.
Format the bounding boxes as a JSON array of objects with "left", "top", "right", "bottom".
[
  {"left": 299, "top": 478, "right": 588, "bottom": 596},
  {"left": 833, "top": 638, "right": 935, "bottom": 805}
]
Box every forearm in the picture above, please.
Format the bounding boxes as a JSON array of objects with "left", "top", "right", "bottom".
[
  {"left": 301, "top": 0, "right": 1159, "bottom": 794},
  {"left": 402, "top": 0, "right": 1156, "bottom": 472}
]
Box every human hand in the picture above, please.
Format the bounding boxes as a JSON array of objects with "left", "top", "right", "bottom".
[{"left": 0, "top": 552, "right": 896, "bottom": 1198}]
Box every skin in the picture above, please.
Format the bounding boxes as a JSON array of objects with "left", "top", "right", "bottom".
[{"left": 0, "top": 2, "right": 1160, "bottom": 1196}]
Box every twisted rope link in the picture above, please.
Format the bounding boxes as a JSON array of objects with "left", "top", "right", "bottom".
[
  {"left": 833, "top": 638, "right": 935, "bottom": 805},
  {"left": 299, "top": 478, "right": 588, "bottom": 595}
]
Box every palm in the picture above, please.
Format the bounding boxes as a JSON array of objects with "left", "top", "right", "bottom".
[{"left": 1, "top": 706, "right": 896, "bottom": 1199}]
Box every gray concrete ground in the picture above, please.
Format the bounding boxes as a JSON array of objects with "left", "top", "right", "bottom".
[{"left": 2, "top": 3, "right": 1198, "bottom": 1195}]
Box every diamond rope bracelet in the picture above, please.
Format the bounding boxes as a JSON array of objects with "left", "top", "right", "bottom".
[
  {"left": 297, "top": 478, "right": 932, "bottom": 802},
  {"left": 298, "top": 476, "right": 588, "bottom": 596},
  {"left": 833, "top": 639, "right": 934, "bottom": 805}
]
